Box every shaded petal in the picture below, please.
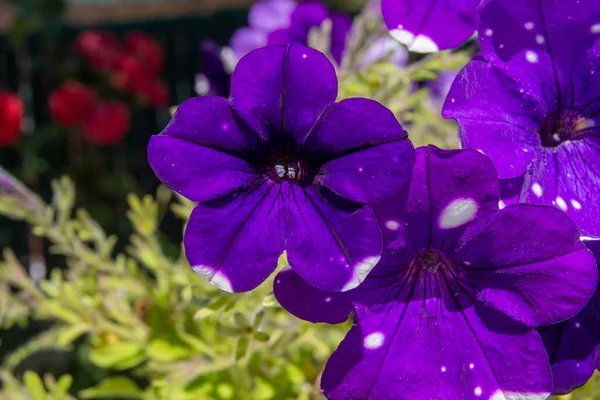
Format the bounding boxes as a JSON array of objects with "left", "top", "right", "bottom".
[
  {"left": 479, "top": 0, "right": 600, "bottom": 77},
  {"left": 443, "top": 61, "right": 542, "bottom": 178},
  {"left": 184, "top": 182, "right": 286, "bottom": 292},
  {"left": 309, "top": 98, "right": 414, "bottom": 203},
  {"left": 230, "top": 42, "right": 337, "bottom": 141},
  {"left": 286, "top": 185, "right": 382, "bottom": 292},
  {"left": 273, "top": 267, "right": 355, "bottom": 324},
  {"left": 521, "top": 139, "right": 600, "bottom": 238},
  {"left": 288, "top": 1, "right": 329, "bottom": 41},
  {"left": 148, "top": 135, "right": 255, "bottom": 202},
  {"left": 159, "top": 96, "right": 260, "bottom": 154},
  {"left": 540, "top": 240, "right": 600, "bottom": 395},
  {"left": 381, "top": 0, "right": 480, "bottom": 53},
  {"left": 198, "top": 41, "right": 230, "bottom": 97},
  {"left": 374, "top": 146, "right": 499, "bottom": 254},
  {"left": 330, "top": 13, "right": 352, "bottom": 65},
  {"left": 322, "top": 281, "right": 551, "bottom": 399},
  {"left": 454, "top": 204, "right": 598, "bottom": 327}
]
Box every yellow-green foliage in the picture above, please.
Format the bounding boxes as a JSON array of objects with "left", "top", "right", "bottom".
[{"left": 0, "top": 177, "right": 348, "bottom": 400}]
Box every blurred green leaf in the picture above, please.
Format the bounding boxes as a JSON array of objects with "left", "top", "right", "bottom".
[
  {"left": 89, "top": 342, "right": 145, "bottom": 370},
  {"left": 23, "top": 371, "right": 47, "bottom": 400},
  {"left": 79, "top": 376, "right": 143, "bottom": 399}
]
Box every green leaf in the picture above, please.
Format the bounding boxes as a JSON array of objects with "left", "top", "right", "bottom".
[
  {"left": 57, "top": 324, "right": 88, "bottom": 346},
  {"left": 147, "top": 337, "right": 191, "bottom": 362},
  {"left": 253, "top": 332, "right": 270, "bottom": 342},
  {"left": 235, "top": 336, "right": 250, "bottom": 362},
  {"left": 251, "top": 378, "right": 275, "bottom": 400},
  {"left": 79, "top": 376, "right": 143, "bottom": 399},
  {"left": 23, "top": 371, "right": 47, "bottom": 400},
  {"left": 89, "top": 342, "right": 145, "bottom": 370},
  {"left": 52, "top": 375, "right": 73, "bottom": 400}
]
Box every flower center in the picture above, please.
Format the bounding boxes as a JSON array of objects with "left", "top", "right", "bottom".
[
  {"left": 409, "top": 250, "right": 453, "bottom": 274},
  {"left": 268, "top": 155, "right": 307, "bottom": 182},
  {"left": 540, "top": 110, "right": 595, "bottom": 147}
]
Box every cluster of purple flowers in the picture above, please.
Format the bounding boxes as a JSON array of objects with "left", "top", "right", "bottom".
[{"left": 149, "top": 0, "right": 600, "bottom": 398}]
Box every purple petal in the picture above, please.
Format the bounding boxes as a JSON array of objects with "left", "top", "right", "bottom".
[
  {"left": 198, "top": 41, "right": 230, "bottom": 97},
  {"left": 286, "top": 186, "right": 382, "bottom": 292},
  {"left": 322, "top": 283, "right": 552, "bottom": 399},
  {"left": 454, "top": 204, "right": 598, "bottom": 327},
  {"left": 147, "top": 135, "right": 255, "bottom": 202},
  {"left": 520, "top": 139, "right": 600, "bottom": 238},
  {"left": 381, "top": 0, "right": 480, "bottom": 53},
  {"left": 230, "top": 43, "right": 337, "bottom": 142},
  {"left": 273, "top": 267, "right": 355, "bottom": 323},
  {"left": 184, "top": 182, "right": 286, "bottom": 292},
  {"left": 374, "top": 146, "right": 499, "bottom": 254},
  {"left": 248, "top": 0, "right": 295, "bottom": 32},
  {"left": 230, "top": 27, "right": 268, "bottom": 60},
  {"left": 288, "top": 1, "right": 329, "bottom": 41},
  {"left": 540, "top": 240, "right": 600, "bottom": 395},
  {"left": 443, "top": 61, "right": 541, "bottom": 178},
  {"left": 479, "top": 0, "right": 600, "bottom": 75},
  {"left": 309, "top": 98, "right": 414, "bottom": 203},
  {"left": 330, "top": 13, "right": 352, "bottom": 65}
]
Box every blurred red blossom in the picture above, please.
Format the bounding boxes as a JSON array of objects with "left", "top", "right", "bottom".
[
  {"left": 83, "top": 101, "right": 130, "bottom": 145},
  {"left": 0, "top": 90, "right": 24, "bottom": 147},
  {"left": 73, "top": 30, "right": 121, "bottom": 71},
  {"left": 49, "top": 81, "right": 96, "bottom": 127},
  {"left": 123, "top": 31, "right": 165, "bottom": 76}
]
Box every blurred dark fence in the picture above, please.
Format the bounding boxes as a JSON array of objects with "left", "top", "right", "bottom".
[{"left": 0, "top": 10, "right": 248, "bottom": 259}]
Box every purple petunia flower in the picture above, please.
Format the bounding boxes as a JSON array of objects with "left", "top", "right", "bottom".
[
  {"left": 443, "top": 0, "right": 600, "bottom": 238},
  {"left": 230, "top": 0, "right": 352, "bottom": 65},
  {"left": 148, "top": 43, "right": 415, "bottom": 293},
  {"left": 275, "top": 146, "right": 597, "bottom": 399},
  {"left": 381, "top": 0, "right": 481, "bottom": 53},
  {"left": 540, "top": 240, "right": 600, "bottom": 395}
]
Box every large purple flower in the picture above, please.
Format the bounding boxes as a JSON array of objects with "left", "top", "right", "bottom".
[
  {"left": 540, "top": 240, "right": 600, "bottom": 395},
  {"left": 148, "top": 43, "right": 414, "bottom": 293},
  {"left": 381, "top": 0, "right": 481, "bottom": 53},
  {"left": 275, "top": 146, "right": 597, "bottom": 399},
  {"left": 443, "top": 0, "right": 600, "bottom": 238},
  {"left": 230, "top": 0, "right": 352, "bottom": 65}
]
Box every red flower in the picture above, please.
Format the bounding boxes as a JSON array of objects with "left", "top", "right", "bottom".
[
  {"left": 49, "top": 81, "right": 96, "bottom": 127},
  {"left": 111, "top": 53, "right": 147, "bottom": 92},
  {"left": 123, "top": 31, "right": 165, "bottom": 76},
  {"left": 74, "top": 30, "right": 121, "bottom": 71},
  {"left": 83, "top": 101, "right": 130, "bottom": 145},
  {"left": 146, "top": 80, "right": 170, "bottom": 108},
  {"left": 0, "top": 90, "right": 24, "bottom": 147}
]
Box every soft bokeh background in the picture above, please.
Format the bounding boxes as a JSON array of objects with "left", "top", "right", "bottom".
[{"left": 0, "top": 0, "right": 594, "bottom": 399}]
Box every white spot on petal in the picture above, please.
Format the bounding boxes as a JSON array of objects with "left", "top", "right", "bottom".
[
  {"left": 192, "top": 265, "right": 233, "bottom": 292},
  {"left": 571, "top": 199, "right": 582, "bottom": 210},
  {"left": 302, "top": 53, "right": 308, "bottom": 59},
  {"left": 475, "top": 387, "right": 482, "bottom": 396},
  {"left": 556, "top": 196, "right": 568, "bottom": 211},
  {"left": 358, "top": 167, "right": 364, "bottom": 173},
  {"left": 536, "top": 34, "right": 545, "bottom": 44},
  {"left": 325, "top": 297, "right": 332, "bottom": 303},
  {"left": 524, "top": 22, "right": 534, "bottom": 30},
  {"left": 364, "top": 332, "right": 385, "bottom": 349},
  {"left": 485, "top": 29, "right": 493, "bottom": 36},
  {"left": 498, "top": 200, "right": 506, "bottom": 210},
  {"left": 390, "top": 28, "right": 439, "bottom": 53},
  {"left": 469, "top": 363, "right": 475, "bottom": 369},
  {"left": 342, "top": 256, "right": 380, "bottom": 291},
  {"left": 532, "top": 183, "right": 543, "bottom": 198},
  {"left": 441, "top": 366, "right": 447, "bottom": 372},
  {"left": 439, "top": 198, "right": 478, "bottom": 229},
  {"left": 576, "top": 322, "right": 581, "bottom": 328},
  {"left": 489, "top": 390, "right": 549, "bottom": 400},
  {"left": 526, "top": 50, "right": 538, "bottom": 63},
  {"left": 592, "top": 23, "right": 600, "bottom": 34},
  {"left": 385, "top": 220, "right": 400, "bottom": 231}
]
